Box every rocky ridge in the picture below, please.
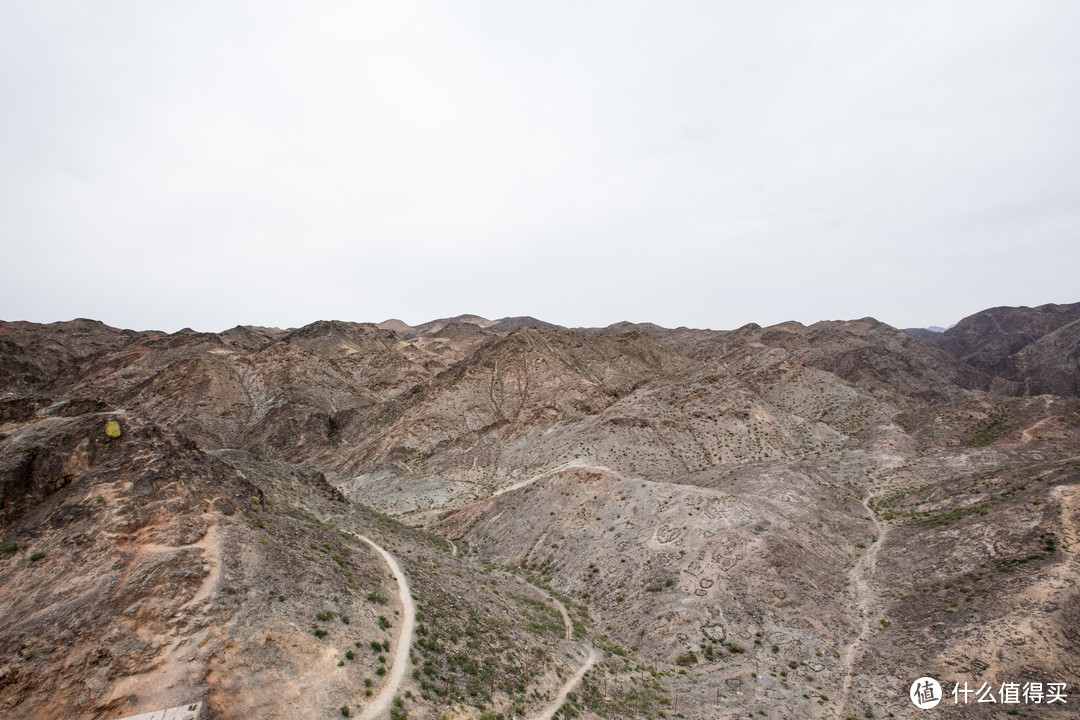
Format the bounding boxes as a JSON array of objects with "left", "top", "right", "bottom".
[{"left": 1, "top": 302, "right": 1078, "bottom": 719}]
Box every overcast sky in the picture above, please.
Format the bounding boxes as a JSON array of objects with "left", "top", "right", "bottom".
[{"left": 2, "top": 2, "right": 1077, "bottom": 333}]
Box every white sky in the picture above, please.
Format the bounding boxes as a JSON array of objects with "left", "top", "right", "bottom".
[{"left": 1, "top": 1, "right": 1077, "bottom": 332}]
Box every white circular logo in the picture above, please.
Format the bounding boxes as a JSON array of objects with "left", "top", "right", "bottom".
[{"left": 910, "top": 677, "right": 942, "bottom": 709}]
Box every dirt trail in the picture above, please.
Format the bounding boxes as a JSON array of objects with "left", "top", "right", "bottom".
[
  {"left": 105, "top": 518, "right": 224, "bottom": 709},
  {"left": 352, "top": 534, "right": 415, "bottom": 720},
  {"left": 555, "top": 598, "right": 572, "bottom": 641},
  {"left": 491, "top": 459, "right": 591, "bottom": 499},
  {"left": 516, "top": 579, "right": 595, "bottom": 720},
  {"left": 839, "top": 491, "right": 887, "bottom": 716},
  {"left": 180, "top": 522, "right": 223, "bottom": 610},
  {"left": 527, "top": 647, "right": 599, "bottom": 720}
]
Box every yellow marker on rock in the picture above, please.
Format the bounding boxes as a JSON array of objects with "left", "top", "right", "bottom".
[{"left": 105, "top": 420, "right": 122, "bottom": 438}]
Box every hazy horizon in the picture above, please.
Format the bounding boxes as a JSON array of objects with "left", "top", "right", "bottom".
[
  {"left": 3, "top": 299, "right": 1074, "bottom": 336},
  {"left": 3, "top": 3, "right": 1078, "bottom": 334}
]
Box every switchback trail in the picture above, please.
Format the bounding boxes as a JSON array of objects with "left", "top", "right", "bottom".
[{"left": 353, "top": 534, "right": 416, "bottom": 720}]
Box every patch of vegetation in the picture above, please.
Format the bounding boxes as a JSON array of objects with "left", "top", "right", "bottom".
[
  {"left": 674, "top": 651, "right": 697, "bottom": 666},
  {"left": 29, "top": 551, "right": 46, "bottom": 562},
  {"left": 915, "top": 503, "right": 988, "bottom": 527}
]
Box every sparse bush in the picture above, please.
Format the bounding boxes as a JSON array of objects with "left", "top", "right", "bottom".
[
  {"left": 378, "top": 615, "right": 392, "bottom": 630},
  {"left": 674, "top": 651, "right": 697, "bottom": 666},
  {"left": 316, "top": 611, "right": 333, "bottom": 622},
  {"left": 341, "top": 705, "right": 350, "bottom": 717},
  {"left": 346, "top": 650, "right": 355, "bottom": 660},
  {"left": 367, "top": 591, "right": 389, "bottom": 604},
  {"left": 3, "top": 542, "right": 18, "bottom": 553},
  {"left": 29, "top": 552, "right": 46, "bottom": 562},
  {"left": 314, "top": 629, "right": 328, "bottom": 638}
]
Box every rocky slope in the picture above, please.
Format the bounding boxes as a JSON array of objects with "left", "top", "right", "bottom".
[{"left": 1, "top": 301, "right": 1078, "bottom": 719}]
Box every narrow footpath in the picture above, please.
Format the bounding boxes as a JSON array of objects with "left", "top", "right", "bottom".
[{"left": 353, "top": 534, "right": 416, "bottom": 720}]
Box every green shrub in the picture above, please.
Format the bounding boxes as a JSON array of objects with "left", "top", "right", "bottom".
[
  {"left": 3, "top": 542, "right": 19, "bottom": 553},
  {"left": 314, "top": 629, "right": 328, "bottom": 638},
  {"left": 29, "top": 552, "right": 46, "bottom": 562},
  {"left": 341, "top": 705, "right": 350, "bottom": 717},
  {"left": 674, "top": 651, "right": 697, "bottom": 666}
]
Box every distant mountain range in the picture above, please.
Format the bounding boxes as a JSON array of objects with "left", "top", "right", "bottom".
[{"left": 1, "top": 301, "right": 1078, "bottom": 719}]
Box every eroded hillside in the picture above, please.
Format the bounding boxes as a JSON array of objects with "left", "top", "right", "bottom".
[{"left": 1, "top": 304, "right": 1078, "bottom": 719}]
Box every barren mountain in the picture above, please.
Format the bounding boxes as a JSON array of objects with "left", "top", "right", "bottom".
[
  {"left": 2, "top": 302, "right": 1078, "bottom": 719},
  {"left": 918, "top": 302, "right": 1080, "bottom": 399}
]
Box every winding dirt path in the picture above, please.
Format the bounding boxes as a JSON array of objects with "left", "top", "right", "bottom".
[
  {"left": 491, "top": 459, "right": 588, "bottom": 499},
  {"left": 353, "top": 534, "right": 415, "bottom": 720},
  {"left": 839, "top": 491, "right": 887, "bottom": 716},
  {"left": 528, "top": 647, "right": 599, "bottom": 720},
  {"left": 517, "top": 580, "right": 596, "bottom": 720}
]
